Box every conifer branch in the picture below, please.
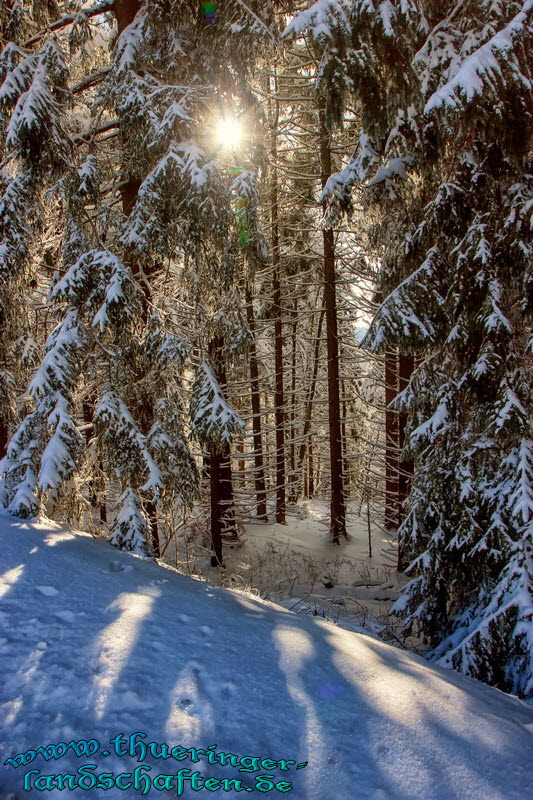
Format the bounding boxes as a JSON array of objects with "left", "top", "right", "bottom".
[{"left": 23, "top": 3, "right": 115, "bottom": 49}]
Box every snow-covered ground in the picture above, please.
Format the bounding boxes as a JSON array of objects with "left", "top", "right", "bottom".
[
  {"left": 1, "top": 513, "right": 533, "bottom": 800},
  {"left": 163, "top": 502, "right": 416, "bottom": 646}
]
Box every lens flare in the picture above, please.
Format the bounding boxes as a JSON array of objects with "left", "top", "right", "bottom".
[
  {"left": 202, "top": 1, "right": 216, "bottom": 23},
  {"left": 216, "top": 117, "right": 243, "bottom": 148}
]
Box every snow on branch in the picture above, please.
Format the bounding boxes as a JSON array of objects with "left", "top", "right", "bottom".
[
  {"left": 363, "top": 247, "right": 444, "bottom": 350},
  {"left": 95, "top": 391, "right": 163, "bottom": 499},
  {"left": 108, "top": 487, "right": 150, "bottom": 555},
  {"left": 283, "top": 0, "right": 351, "bottom": 41},
  {"left": 38, "top": 394, "right": 84, "bottom": 493},
  {"left": 29, "top": 310, "right": 85, "bottom": 403},
  {"left": 190, "top": 361, "right": 244, "bottom": 449},
  {"left": 424, "top": 0, "right": 533, "bottom": 113}
]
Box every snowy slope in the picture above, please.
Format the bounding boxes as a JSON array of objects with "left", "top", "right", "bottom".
[{"left": 1, "top": 515, "right": 532, "bottom": 800}]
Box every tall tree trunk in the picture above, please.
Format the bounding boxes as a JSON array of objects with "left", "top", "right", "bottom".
[
  {"left": 245, "top": 286, "right": 268, "bottom": 520},
  {"left": 384, "top": 349, "right": 400, "bottom": 533},
  {"left": 207, "top": 336, "right": 236, "bottom": 564},
  {"left": 308, "top": 437, "right": 314, "bottom": 498},
  {"left": 220, "top": 444, "right": 237, "bottom": 541},
  {"left": 319, "top": 103, "right": 346, "bottom": 543},
  {"left": 397, "top": 353, "right": 414, "bottom": 570},
  {"left": 0, "top": 421, "right": 8, "bottom": 462},
  {"left": 114, "top": 0, "right": 141, "bottom": 35},
  {"left": 342, "top": 380, "right": 349, "bottom": 494},
  {"left": 208, "top": 450, "right": 223, "bottom": 566},
  {"left": 236, "top": 437, "right": 245, "bottom": 490},
  {"left": 270, "top": 74, "right": 286, "bottom": 524},
  {"left": 288, "top": 298, "right": 298, "bottom": 504},
  {"left": 296, "top": 304, "right": 325, "bottom": 501}
]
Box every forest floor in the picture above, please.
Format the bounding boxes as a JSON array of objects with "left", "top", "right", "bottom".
[
  {"left": 1, "top": 513, "right": 533, "bottom": 800},
  {"left": 162, "top": 501, "right": 421, "bottom": 653}
]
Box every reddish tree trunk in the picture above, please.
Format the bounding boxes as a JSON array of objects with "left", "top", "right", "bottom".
[
  {"left": 208, "top": 451, "right": 223, "bottom": 566},
  {"left": 297, "top": 305, "right": 325, "bottom": 501},
  {"left": 288, "top": 299, "right": 298, "bottom": 504},
  {"left": 245, "top": 287, "right": 268, "bottom": 520},
  {"left": 397, "top": 353, "right": 414, "bottom": 570},
  {"left": 308, "top": 438, "right": 314, "bottom": 498},
  {"left": 114, "top": 0, "right": 141, "bottom": 35},
  {"left": 385, "top": 349, "right": 400, "bottom": 532},
  {"left": 270, "top": 82, "right": 286, "bottom": 525},
  {"left": 207, "top": 336, "right": 236, "bottom": 564},
  {"left": 319, "top": 105, "right": 346, "bottom": 543},
  {"left": 0, "top": 422, "right": 8, "bottom": 461}
]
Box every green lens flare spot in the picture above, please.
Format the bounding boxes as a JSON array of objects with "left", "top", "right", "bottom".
[{"left": 202, "top": 1, "right": 216, "bottom": 21}]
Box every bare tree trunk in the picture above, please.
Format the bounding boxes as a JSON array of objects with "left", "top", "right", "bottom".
[
  {"left": 236, "top": 437, "right": 245, "bottom": 490},
  {"left": 397, "top": 353, "right": 414, "bottom": 570},
  {"left": 245, "top": 286, "right": 268, "bottom": 520},
  {"left": 114, "top": 0, "right": 141, "bottom": 35},
  {"left": 319, "top": 103, "right": 346, "bottom": 543},
  {"left": 220, "top": 444, "right": 237, "bottom": 540},
  {"left": 288, "top": 299, "right": 298, "bottom": 504},
  {"left": 270, "top": 75, "right": 286, "bottom": 524},
  {"left": 296, "top": 305, "right": 325, "bottom": 501},
  {"left": 308, "top": 437, "right": 314, "bottom": 498},
  {"left": 342, "top": 381, "right": 349, "bottom": 495},
  {"left": 0, "top": 422, "right": 8, "bottom": 462},
  {"left": 208, "top": 451, "right": 223, "bottom": 566},
  {"left": 207, "top": 336, "right": 236, "bottom": 564},
  {"left": 384, "top": 349, "right": 400, "bottom": 533}
]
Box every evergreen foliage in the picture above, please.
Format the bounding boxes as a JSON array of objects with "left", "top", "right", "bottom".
[
  {"left": 0, "top": 0, "right": 275, "bottom": 554},
  {"left": 286, "top": 0, "right": 533, "bottom": 696}
]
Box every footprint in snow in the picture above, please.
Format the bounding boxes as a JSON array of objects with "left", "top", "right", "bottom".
[
  {"left": 55, "top": 610, "right": 75, "bottom": 623},
  {"left": 200, "top": 625, "right": 213, "bottom": 636},
  {"left": 36, "top": 585, "right": 59, "bottom": 596},
  {"left": 178, "top": 613, "right": 191, "bottom": 623},
  {"left": 117, "top": 689, "right": 150, "bottom": 711},
  {"left": 220, "top": 682, "right": 237, "bottom": 700},
  {"left": 109, "top": 560, "right": 133, "bottom": 573}
]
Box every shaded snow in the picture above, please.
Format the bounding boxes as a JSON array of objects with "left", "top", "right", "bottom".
[{"left": 1, "top": 514, "right": 533, "bottom": 799}]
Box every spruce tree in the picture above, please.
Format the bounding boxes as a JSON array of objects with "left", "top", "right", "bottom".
[
  {"left": 286, "top": 0, "right": 533, "bottom": 696},
  {"left": 0, "top": 1, "right": 275, "bottom": 555}
]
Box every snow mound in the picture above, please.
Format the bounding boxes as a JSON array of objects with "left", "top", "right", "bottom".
[{"left": 1, "top": 514, "right": 532, "bottom": 799}]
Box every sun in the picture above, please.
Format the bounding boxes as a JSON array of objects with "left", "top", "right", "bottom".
[{"left": 216, "top": 117, "right": 243, "bottom": 148}]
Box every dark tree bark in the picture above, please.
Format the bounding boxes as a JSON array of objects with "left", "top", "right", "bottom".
[
  {"left": 308, "top": 437, "right": 314, "bottom": 498},
  {"left": 236, "top": 437, "right": 245, "bottom": 490},
  {"left": 342, "top": 380, "right": 349, "bottom": 493},
  {"left": 208, "top": 450, "right": 223, "bottom": 566},
  {"left": 384, "top": 349, "right": 400, "bottom": 532},
  {"left": 288, "top": 298, "right": 298, "bottom": 504},
  {"left": 207, "top": 336, "right": 237, "bottom": 565},
  {"left": 270, "top": 76, "right": 286, "bottom": 524},
  {"left": 296, "top": 305, "right": 325, "bottom": 501},
  {"left": 245, "top": 286, "right": 268, "bottom": 520},
  {"left": 319, "top": 104, "right": 347, "bottom": 543},
  {"left": 114, "top": 0, "right": 141, "bottom": 36},
  {"left": 397, "top": 353, "right": 414, "bottom": 570},
  {"left": 0, "top": 422, "right": 8, "bottom": 462}
]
